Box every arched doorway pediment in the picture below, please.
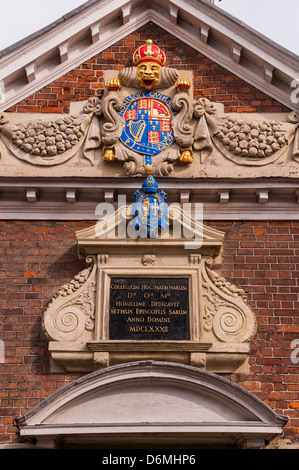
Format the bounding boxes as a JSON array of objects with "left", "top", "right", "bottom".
[{"left": 14, "top": 361, "right": 287, "bottom": 449}]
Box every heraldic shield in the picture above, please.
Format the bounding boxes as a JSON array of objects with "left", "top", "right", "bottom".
[
  {"left": 118, "top": 91, "right": 178, "bottom": 168},
  {"left": 130, "top": 175, "right": 169, "bottom": 239}
]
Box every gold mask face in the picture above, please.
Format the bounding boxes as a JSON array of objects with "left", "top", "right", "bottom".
[{"left": 137, "top": 62, "right": 160, "bottom": 90}]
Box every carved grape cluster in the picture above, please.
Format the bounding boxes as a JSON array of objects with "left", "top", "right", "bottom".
[
  {"left": 11, "top": 116, "right": 84, "bottom": 156},
  {"left": 215, "top": 118, "right": 287, "bottom": 158}
]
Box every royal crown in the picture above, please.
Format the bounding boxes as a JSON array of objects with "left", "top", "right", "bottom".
[{"left": 133, "top": 39, "right": 166, "bottom": 67}]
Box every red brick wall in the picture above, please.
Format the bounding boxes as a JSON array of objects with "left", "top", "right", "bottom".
[
  {"left": 0, "top": 221, "right": 90, "bottom": 442},
  {"left": 6, "top": 23, "right": 290, "bottom": 115},
  {"left": 214, "top": 221, "right": 299, "bottom": 444},
  {"left": 1, "top": 24, "right": 297, "bottom": 446},
  {"left": 0, "top": 220, "right": 299, "bottom": 444}
]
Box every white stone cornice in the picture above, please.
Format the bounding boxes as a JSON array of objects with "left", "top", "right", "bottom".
[
  {"left": 169, "top": 3, "right": 179, "bottom": 24},
  {"left": 256, "top": 189, "right": 269, "bottom": 204},
  {"left": 0, "top": 0, "right": 297, "bottom": 112},
  {"left": 231, "top": 43, "right": 242, "bottom": 64},
  {"left": 264, "top": 63, "right": 274, "bottom": 84},
  {"left": 65, "top": 190, "right": 77, "bottom": 203},
  {"left": 218, "top": 190, "right": 230, "bottom": 204},
  {"left": 25, "top": 62, "right": 36, "bottom": 83},
  {"left": 121, "top": 2, "right": 132, "bottom": 25},
  {"left": 199, "top": 24, "right": 210, "bottom": 44},
  {"left": 25, "top": 188, "right": 38, "bottom": 202},
  {"left": 1, "top": 177, "right": 299, "bottom": 220}
]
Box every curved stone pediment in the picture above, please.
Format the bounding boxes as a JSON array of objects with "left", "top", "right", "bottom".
[{"left": 14, "top": 361, "right": 288, "bottom": 449}]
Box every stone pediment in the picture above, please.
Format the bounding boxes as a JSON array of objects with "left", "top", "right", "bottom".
[
  {"left": 0, "top": 0, "right": 298, "bottom": 113},
  {"left": 14, "top": 361, "right": 288, "bottom": 449},
  {"left": 0, "top": 27, "right": 298, "bottom": 181},
  {"left": 76, "top": 204, "right": 225, "bottom": 257},
  {"left": 0, "top": 13, "right": 298, "bottom": 221}
]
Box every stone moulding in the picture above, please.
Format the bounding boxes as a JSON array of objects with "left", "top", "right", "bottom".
[
  {"left": 43, "top": 205, "right": 257, "bottom": 374},
  {"left": 13, "top": 361, "right": 288, "bottom": 449}
]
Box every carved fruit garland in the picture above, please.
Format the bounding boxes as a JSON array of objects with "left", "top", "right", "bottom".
[
  {"left": 1, "top": 114, "right": 90, "bottom": 165},
  {"left": 215, "top": 118, "right": 287, "bottom": 159}
]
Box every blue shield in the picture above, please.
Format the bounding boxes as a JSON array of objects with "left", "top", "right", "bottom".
[{"left": 118, "top": 91, "right": 177, "bottom": 156}]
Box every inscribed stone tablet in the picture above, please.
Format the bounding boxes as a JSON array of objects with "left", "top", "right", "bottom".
[{"left": 109, "top": 277, "right": 190, "bottom": 340}]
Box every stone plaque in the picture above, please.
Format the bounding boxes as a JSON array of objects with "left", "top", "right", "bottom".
[{"left": 109, "top": 277, "right": 190, "bottom": 340}]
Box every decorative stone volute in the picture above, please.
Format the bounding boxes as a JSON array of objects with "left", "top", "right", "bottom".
[{"left": 43, "top": 255, "right": 97, "bottom": 343}]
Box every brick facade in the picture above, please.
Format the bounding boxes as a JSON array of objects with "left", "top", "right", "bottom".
[
  {"left": 1, "top": 24, "right": 298, "bottom": 446},
  {"left": 1, "top": 220, "right": 299, "bottom": 443}
]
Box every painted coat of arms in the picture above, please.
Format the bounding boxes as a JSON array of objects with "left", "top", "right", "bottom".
[
  {"left": 95, "top": 38, "right": 196, "bottom": 176},
  {"left": 119, "top": 91, "right": 177, "bottom": 168}
]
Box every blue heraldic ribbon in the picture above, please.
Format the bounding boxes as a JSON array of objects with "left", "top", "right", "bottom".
[{"left": 131, "top": 176, "right": 168, "bottom": 238}]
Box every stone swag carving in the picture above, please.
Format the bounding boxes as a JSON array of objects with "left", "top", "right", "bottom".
[
  {"left": 0, "top": 39, "right": 297, "bottom": 175},
  {"left": 0, "top": 113, "right": 90, "bottom": 166}
]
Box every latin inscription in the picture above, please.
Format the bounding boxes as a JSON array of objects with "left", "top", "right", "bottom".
[{"left": 109, "top": 278, "right": 190, "bottom": 340}]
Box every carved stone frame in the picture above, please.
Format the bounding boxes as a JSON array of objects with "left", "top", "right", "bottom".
[
  {"left": 87, "top": 263, "right": 212, "bottom": 369},
  {"left": 97, "top": 266, "right": 200, "bottom": 341}
]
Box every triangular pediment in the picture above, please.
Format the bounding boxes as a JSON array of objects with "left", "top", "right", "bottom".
[
  {"left": 0, "top": 0, "right": 298, "bottom": 112},
  {"left": 76, "top": 204, "right": 225, "bottom": 256}
]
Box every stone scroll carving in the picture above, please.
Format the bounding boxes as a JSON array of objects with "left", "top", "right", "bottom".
[
  {"left": 201, "top": 257, "right": 256, "bottom": 344},
  {"left": 43, "top": 256, "right": 97, "bottom": 342},
  {"left": 0, "top": 39, "right": 298, "bottom": 174}
]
